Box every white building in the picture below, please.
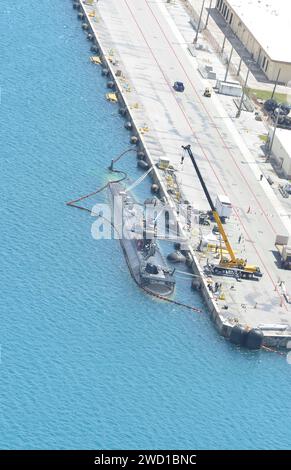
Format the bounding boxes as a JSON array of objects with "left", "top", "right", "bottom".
[
  {"left": 215, "top": 0, "right": 291, "bottom": 84},
  {"left": 270, "top": 128, "right": 291, "bottom": 178}
]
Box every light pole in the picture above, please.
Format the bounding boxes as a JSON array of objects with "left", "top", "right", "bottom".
[
  {"left": 224, "top": 45, "right": 234, "bottom": 82},
  {"left": 271, "top": 68, "right": 281, "bottom": 100},
  {"left": 236, "top": 67, "right": 251, "bottom": 118},
  {"left": 220, "top": 22, "right": 231, "bottom": 56},
  {"left": 267, "top": 104, "right": 282, "bottom": 158},
  {"left": 221, "top": 35, "right": 227, "bottom": 53},
  {"left": 237, "top": 57, "right": 243, "bottom": 76},
  {"left": 193, "top": 0, "right": 206, "bottom": 43},
  {"left": 205, "top": 0, "right": 213, "bottom": 29}
]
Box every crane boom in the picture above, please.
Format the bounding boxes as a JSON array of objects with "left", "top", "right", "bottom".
[{"left": 182, "top": 144, "right": 236, "bottom": 262}]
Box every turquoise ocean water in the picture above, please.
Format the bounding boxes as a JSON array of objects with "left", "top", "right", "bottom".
[{"left": 0, "top": 0, "right": 291, "bottom": 450}]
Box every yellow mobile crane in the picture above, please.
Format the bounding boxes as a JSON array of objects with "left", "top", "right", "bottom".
[{"left": 182, "top": 145, "right": 262, "bottom": 280}]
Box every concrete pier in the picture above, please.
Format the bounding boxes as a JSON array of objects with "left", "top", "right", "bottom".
[{"left": 74, "top": 0, "right": 291, "bottom": 349}]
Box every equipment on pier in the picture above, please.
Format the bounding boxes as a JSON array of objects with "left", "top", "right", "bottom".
[
  {"left": 275, "top": 234, "right": 291, "bottom": 270},
  {"left": 203, "top": 87, "right": 212, "bottom": 97},
  {"left": 182, "top": 144, "right": 262, "bottom": 280},
  {"left": 157, "top": 158, "right": 170, "bottom": 170},
  {"left": 215, "top": 194, "right": 232, "bottom": 222}
]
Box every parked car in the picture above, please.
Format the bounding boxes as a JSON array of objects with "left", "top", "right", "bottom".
[{"left": 173, "top": 81, "right": 185, "bottom": 92}]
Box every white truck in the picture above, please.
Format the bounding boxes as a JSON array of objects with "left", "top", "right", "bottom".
[{"left": 215, "top": 195, "right": 232, "bottom": 222}]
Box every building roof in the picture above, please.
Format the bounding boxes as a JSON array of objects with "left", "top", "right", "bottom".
[{"left": 226, "top": 0, "right": 291, "bottom": 63}]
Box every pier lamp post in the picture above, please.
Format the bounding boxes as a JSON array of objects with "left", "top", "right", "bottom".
[
  {"left": 221, "top": 35, "right": 227, "bottom": 54},
  {"left": 224, "top": 45, "right": 234, "bottom": 82},
  {"left": 237, "top": 57, "right": 243, "bottom": 76},
  {"left": 236, "top": 65, "right": 251, "bottom": 118},
  {"left": 193, "top": 0, "right": 206, "bottom": 44},
  {"left": 205, "top": 0, "right": 213, "bottom": 29},
  {"left": 271, "top": 68, "right": 281, "bottom": 100},
  {"left": 220, "top": 23, "right": 231, "bottom": 56}
]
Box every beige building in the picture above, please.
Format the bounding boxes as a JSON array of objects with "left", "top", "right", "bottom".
[{"left": 215, "top": 0, "right": 291, "bottom": 84}]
